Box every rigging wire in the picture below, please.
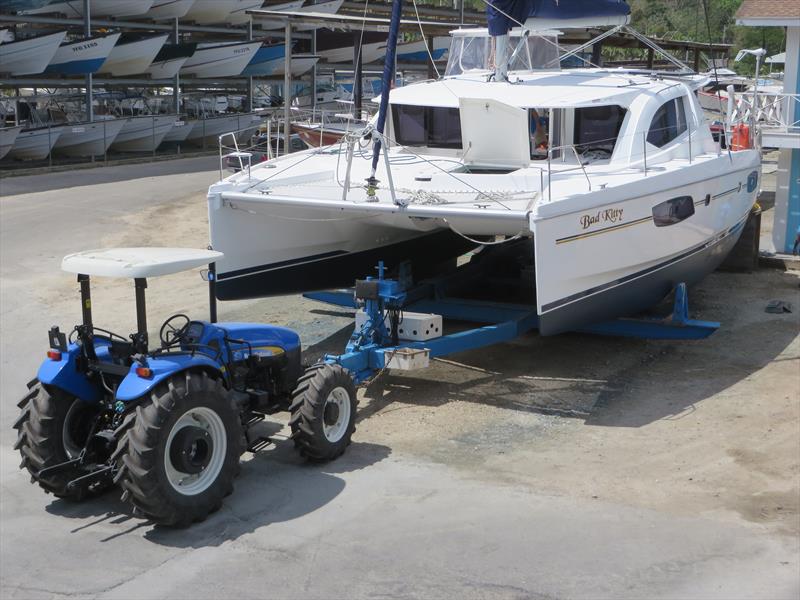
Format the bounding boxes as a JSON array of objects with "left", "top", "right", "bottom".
[
  {"left": 700, "top": 0, "right": 733, "bottom": 155},
  {"left": 411, "top": 0, "right": 441, "bottom": 78}
]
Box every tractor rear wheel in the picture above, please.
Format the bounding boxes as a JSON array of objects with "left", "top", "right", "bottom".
[
  {"left": 289, "top": 364, "right": 357, "bottom": 461},
  {"left": 114, "top": 371, "right": 245, "bottom": 527},
  {"left": 14, "top": 381, "right": 103, "bottom": 500}
]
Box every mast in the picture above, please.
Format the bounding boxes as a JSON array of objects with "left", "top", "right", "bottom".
[{"left": 368, "top": 0, "right": 404, "bottom": 185}]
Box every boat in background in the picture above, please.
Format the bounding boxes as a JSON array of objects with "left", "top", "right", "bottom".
[
  {"left": 184, "top": 112, "right": 262, "bottom": 147},
  {"left": 395, "top": 37, "right": 449, "bottom": 62},
  {"left": 44, "top": 33, "right": 121, "bottom": 75},
  {"left": 698, "top": 68, "right": 750, "bottom": 113},
  {"left": 180, "top": 41, "right": 262, "bottom": 78},
  {"left": 0, "top": 31, "right": 66, "bottom": 76},
  {"left": 51, "top": 118, "right": 126, "bottom": 156},
  {"left": 242, "top": 43, "right": 319, "bottom": 77},
  {"left": 319, "top": 40, "right": 386, "bottom": 64},
  {"left": 0, "top": 126, "right": 24, "bottom": 159},
  {"left": 22, "top": 0, "right": 155, "bottom": 18},
  {"left": 227, "top": 0, "right": 268, "bottom": 25},
  {"left": 181, "top": 0, "right": 240, "bottom": 24},
  {"left": 290, "top": 113, "right": 365, "bottom": 147},
  {"left": 141, "top": 0, "right": 196, "bottom": 19},
  {"left": 255, "top": 0, "right": 341, "bottom": 31},
  {"left": 160, "top": 117, "right": 195, "bottom": 143},
  {"left": 145, "top": 42, "right": 196, "bottom": 79},
  {"left": 110, "top": 114, "right": 175, "bottom": 152},
  {"left": 7, "top": 125, "right": 64, "bottom": 160},
  {"left": 98, "top": 34, "right": 169, "bottom": 77}
]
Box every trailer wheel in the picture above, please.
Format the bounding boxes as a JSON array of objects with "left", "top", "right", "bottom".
[
  {"left": 14, "top": 382, "right": 102, "bottom": 500},
  {"left": 115, "top": 371, "right": 245, "bottom": 527},
  {"left": 289, "top": 364, "right": 357, "bottom": 461}
]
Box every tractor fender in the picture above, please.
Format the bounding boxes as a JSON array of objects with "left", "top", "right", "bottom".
[
  {"left": 116, "top": 354, "right": 224, "bottom": 402},
  {"left": 37, "top": 343, "right": 102, "bottom": 403}
]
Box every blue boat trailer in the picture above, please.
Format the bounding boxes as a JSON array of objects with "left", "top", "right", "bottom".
[{"left": 304, "top": 260, "right": 720, "bottom": 386}]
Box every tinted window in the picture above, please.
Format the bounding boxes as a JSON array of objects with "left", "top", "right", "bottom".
[
  {"left": 647, "top": 98, "right": 687, "bottom": 147},
  {"left": 574, "top": 105, "right": 626, "bottom": 152},
  {"left": 652, "top": 196, "right": 695, "bottom": 227},
  {"left": 392, "top": 105, "right": 462, "bottom": 148}
]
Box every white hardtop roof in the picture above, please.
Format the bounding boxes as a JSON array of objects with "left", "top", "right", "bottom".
[
  {"left": 62, "top": 248, "right": 223, "bottom": 278},
  {"left": 387, "top": 71, "right": 704, "bottom": 109},
  {"left": 449, "top": 27, "right": 562, "bottom": 37}
]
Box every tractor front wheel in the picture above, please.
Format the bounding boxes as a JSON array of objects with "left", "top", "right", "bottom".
[
  {"left": 289, "top": 364, "right": 358, "bottom": 461},
  {"left": 14, "top": 382, "right": 103, "bottom": 500},
  {"left": 115, "top": 371, "right": 245, "bottom": 527}
]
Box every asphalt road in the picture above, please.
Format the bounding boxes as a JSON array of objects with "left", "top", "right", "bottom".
[{"left": 1, "top": 158, "right": 798, "bottom": 599}]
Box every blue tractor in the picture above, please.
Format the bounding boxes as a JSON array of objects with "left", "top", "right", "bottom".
[{"left": 13, "top": 248, "right": 357, "bottom": 526}]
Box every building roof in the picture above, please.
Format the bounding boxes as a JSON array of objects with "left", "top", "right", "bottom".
[{"left": 736, "top": 0, "right": 800, "bottom": 25}]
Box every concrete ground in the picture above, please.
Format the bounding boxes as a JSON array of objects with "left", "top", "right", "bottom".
[{"left": 1, "top": 158, "right": 798, "bottom": 599}]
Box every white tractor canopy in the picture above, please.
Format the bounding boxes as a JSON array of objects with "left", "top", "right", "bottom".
[{"left": 62, "top": 247, "right": 223, "bottom": 278}]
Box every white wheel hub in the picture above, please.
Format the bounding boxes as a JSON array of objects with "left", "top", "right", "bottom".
[
  {"left": 164, "top": 406, "right": 227, "bottom": 496},
  {"left": 322, "top": 386, "right": 351, "bottom": 443}
]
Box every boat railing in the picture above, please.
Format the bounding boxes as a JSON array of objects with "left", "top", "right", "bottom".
[{"left": 729, "top": 91, "right": 799, "bottom": 133}]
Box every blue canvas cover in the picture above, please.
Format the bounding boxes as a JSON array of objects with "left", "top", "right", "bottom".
[{"left": 486, "top": 0, "right": 631, "bottom": 36}]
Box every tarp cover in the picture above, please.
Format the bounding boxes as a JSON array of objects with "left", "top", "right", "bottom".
[{"left": 486, "top": 0, "right": 631, "bottom": 36}]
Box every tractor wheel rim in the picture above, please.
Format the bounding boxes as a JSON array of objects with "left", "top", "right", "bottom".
[
  {"left": 164, "top": 406, "right": 227, "bottom": 496},
  {"left": 322, "top": 386, "right": 350, "bottom": 443},
  {"left": 62, "top": 399, "right": 97, "bottom": 459}
]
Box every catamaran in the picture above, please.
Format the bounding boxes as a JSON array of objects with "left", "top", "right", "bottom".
[{"left": 207, "top": 0, "right": 760, "bottom": 335}]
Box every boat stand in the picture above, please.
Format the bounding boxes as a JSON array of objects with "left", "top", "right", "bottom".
[{"left": 305, "top": 258, "right": 720, "bottom": 385}]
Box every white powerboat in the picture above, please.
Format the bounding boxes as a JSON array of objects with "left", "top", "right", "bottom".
[
  {"left": 242, "top": 43, "right": 319, "bottom": 77},
  {"left": 142, "top": 0, "right": 196, "bottom": 19},
  {"left": 697, "top": 68, "right": 751, "bottom": 113},
  {"left": 0, "top": 31, "right": 66, "bottom": 76},
  {"left": 145, "top": 42, "right": 196, "bottom": 79},
  {"left": 180, "top": 41, "right": 262, "bottom": 78},
  {"left": 110, "top": 115, "right": 175, "bottom": 152},
  {"left": 182, "top": 0, "right": 241, "bottom": 24},
  {"left": 7, "top": 125, "right": 64, "bottom": 160},
  {"left": 98, "top": 34, "right": 169, "bottom": 77},
  {"left": 319, "top": 40, "right": 386, "bottom": 64},
  {"left": 44, "top": 33, "right": 121, "bottom": 75},
  {"left": 22, "top": 0, "right": 155, "bottom": 18},
  {"left": 160, "top": 117, "right": 195, "bottom": 142},
  {"left": 206, "top": 5, "right": 760, "bottom": 335},
  {"left": 254, "top": 0, "right": 341, "bottom": 31},
  {"left": 0, "top": 125, "right": 24, "bottom": 159},
  {"left": 52, "top": 118, "right": 126, "bottom": 156},
  {"left": 184, "top": 112, "right": 263, "bottom": 147}
]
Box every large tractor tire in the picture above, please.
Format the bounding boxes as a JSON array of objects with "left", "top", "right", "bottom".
[
  {"left": 14, "top": 381, "right": 103, "bottom": 500},
  {"left": 289, "top": 364, "right": 358, "bottom": 461},
  {"left": 114, "top": 371, "right": 245, "bottom": 527}
]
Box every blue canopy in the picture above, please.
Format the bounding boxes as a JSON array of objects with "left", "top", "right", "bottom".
[{"left": 486, "top": 0, "right": 631, "bottom": 36}]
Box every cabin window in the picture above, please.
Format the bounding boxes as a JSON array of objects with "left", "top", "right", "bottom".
[
  {"left": 647, "top": 98, "right": 687, "bottom": 148},
  {"left": 574, "top": 105, "right": 626, "bottom": 154},
  {"left": 392, "top": 104, "right": 462, "bottom": 149}
]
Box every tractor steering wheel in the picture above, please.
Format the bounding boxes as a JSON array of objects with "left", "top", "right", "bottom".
[{"left": 160, "top": 314, "right": 191, "bottom": 348}]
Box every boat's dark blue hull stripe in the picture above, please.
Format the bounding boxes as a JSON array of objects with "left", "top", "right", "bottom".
[
  {"left": 215, "top": 230, "right": 476, "bottom": 300},
  {"left": 542, "top": 212, "right": 749, "bottom": 315}
]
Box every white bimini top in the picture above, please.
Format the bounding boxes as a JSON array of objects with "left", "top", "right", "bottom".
[{"left": 61, "top": 247, "right": 223, "bottom": 278}]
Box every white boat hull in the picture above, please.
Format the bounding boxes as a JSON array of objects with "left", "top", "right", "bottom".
[
  {"left": 24, "top": 0, "right": 155, "bottom": 17},
  {"left": 227, "top": 0, "right": 267, "bottom": 25},
  {"left": 0, "top": 126, "right": 24, "bottom": 159},
  {"left": 7, "top": 126, "right": 64, "bottom": 160},
  {"left": 44, "top": 33, "right": 121, "bottom": 75},
  {"left": 180, "top": 41, "right": 262, "bottom": 78},
  {"left": 161, "top": 118, "right": 195, "bottom": 142},
  {"left": 255, "top": 0, "right": 342, "bottom": 30},
  {"left": 320, "top": 40, "right": 386, "bottom": 64},
  {"left": 182, "top": 0, "right": 240, "bottom": 24},
  {"left": 99, "top": 34, "right": 168, "bottom": 77},
  {"left": 184, "top": 113, "right": 262, "bottom": 146},
  {"left": 111, "top": 115, "right": 175, "bottom": 152},
  {"left": 144, "top": 0, "right": 196, "bottom": 19},
  {"left": 0, "top": 31, "right": 66, "bottom": 76},
  {"left": 146, "top": 55, "right": 188, "bottom": 79},
  {"left": 52, "top": 119, "right": 126, "bottom": 156}
]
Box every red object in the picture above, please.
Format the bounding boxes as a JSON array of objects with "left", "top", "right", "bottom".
[
  {"left": 46, "top": 350, "right": 62, "bottom": 361},
  {"left": 731, "top": 124, "right": 751, "bottom": 150},
  {"left": 135, "top": 367, "right": 153, "bottom": 378}
]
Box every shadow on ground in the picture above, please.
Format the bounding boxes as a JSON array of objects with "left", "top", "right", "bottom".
[{"left": 43, "top": 439, "right": 391, "bottom": 547}]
